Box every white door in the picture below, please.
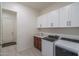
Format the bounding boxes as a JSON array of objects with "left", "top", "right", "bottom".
[{"left": 2, "top": 9, "right": 16, "bottom": 44}]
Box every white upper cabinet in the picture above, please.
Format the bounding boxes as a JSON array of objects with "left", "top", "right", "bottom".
[
  {"left": 41, "top": 14, "right": 48, "bottom": 28},
  {"left": 48, "top": 10, "right": 59, "bottom": 27},
  {"left": 37, "top": 3, "right": 79, "bottom": 28},
  {"left": 37, "top": 10, "right": 59, "bottom": 28},
  {"left": 70, "top": 3, "right": 79, "bottom": 27},
  {"left": 37, "top": 16, "right": 42, "bottom": 28},
  {"left": 59, "top": 5, "right": 71, "bottom": 27},
  {"left": 37, "top": 14, "right": 48, "bottom": 28},
  {"left": 59, "top": 3, "right": 79, "bottom": 27}
]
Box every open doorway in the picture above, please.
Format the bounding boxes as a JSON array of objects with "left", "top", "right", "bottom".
[{"left": 1, "top": 8, "right": 17, "bottom": 55}]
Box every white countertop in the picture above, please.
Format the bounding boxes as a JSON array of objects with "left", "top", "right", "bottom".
[
  {"left": 34, "top": 35, "right": 47, "bottom": 38},
  {"left": 55, "top": 39, "right": 79, "bottom": 53}
]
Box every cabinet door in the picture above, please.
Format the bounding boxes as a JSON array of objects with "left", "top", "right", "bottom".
[
  {"left": 59, "top": 5, "right": 71, "bottom": 27},
  {"left": 46, "top": 41, "right": 53, "bottom": 56},
  {"left": 48, "top": 10, "right": 59, "bottom": 27},
  {"left": 52, "top": 10, "right": 59, "bottom": 27},
  {"left": 70, "top": 3, "right": 79, "bottom": 27},
  {"left": 38, "top": 37, "right": 41, "bottom": 51},
  {"left": 42, "top": 40, "right": 53, "bottom": 56},
  {"left": 37, "top": 16, "right": 43, "bottom": 28},
  {"left": 34, "top": 37, "right": 38, "bottom": 48},
  {"left": 34, "top": 37, "right": 41, "bottom": 51},
  {"left": 47, "top": 11, "right": 54, "bottom": 27},
  {"left": 37, "top": 17, "right": 42, "bottom": 28},
  {"left": 42, "top": 39, "right": 47, "bottom": 56},
  {"left": 41, "top": 14, "right": 48, "bottom": 28}
]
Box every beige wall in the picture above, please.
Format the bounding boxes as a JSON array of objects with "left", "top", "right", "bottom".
[
  {"left": 2, "top": 2, "right": 38, "bottom": 52},
  {"left": 38, "top": 2, "right": 79, "bottom": 36}
]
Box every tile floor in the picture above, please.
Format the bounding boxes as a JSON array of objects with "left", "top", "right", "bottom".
[{"left": 1, "top": 45, "right": 42, "bottom": 56}]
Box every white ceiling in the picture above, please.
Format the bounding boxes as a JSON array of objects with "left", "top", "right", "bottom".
[{"left": 20, "top": 2, "right": 73, "bottom": 11}]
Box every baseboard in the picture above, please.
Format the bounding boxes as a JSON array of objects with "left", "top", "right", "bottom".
[{"left": 2, "top": 42, "right": 16, "bottom": 47}]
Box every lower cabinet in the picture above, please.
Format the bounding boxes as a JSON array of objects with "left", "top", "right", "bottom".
[
  {"left": 42, "top": 39, "right": 54, "bottom": 56},
  {"left": 34, "top": 36, "right": 41, "bottom": 51}
]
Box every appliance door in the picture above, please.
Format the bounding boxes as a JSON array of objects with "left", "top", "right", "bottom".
[
  {"left": 55, "top": 46, "right": 78, "bottom": 56},
  {"left": 42, "top": 39, "right": 54, "bottom": 56}
]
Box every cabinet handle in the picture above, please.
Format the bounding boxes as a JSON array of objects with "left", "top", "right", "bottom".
[
  {"left": 40, "top": 24, "right": 42, "bottom": 27},
  {"left": 51, "top": 23, "right": 53, "bottom": 26},
  {"left": 69, "top": 21, "right": 71, "bottom": 26},
  {"left": 66, "top": 21, "right": 69, "bottom": 26},
  {"left": 66, "top": 21, "right": 71, "bottom": 26}
]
